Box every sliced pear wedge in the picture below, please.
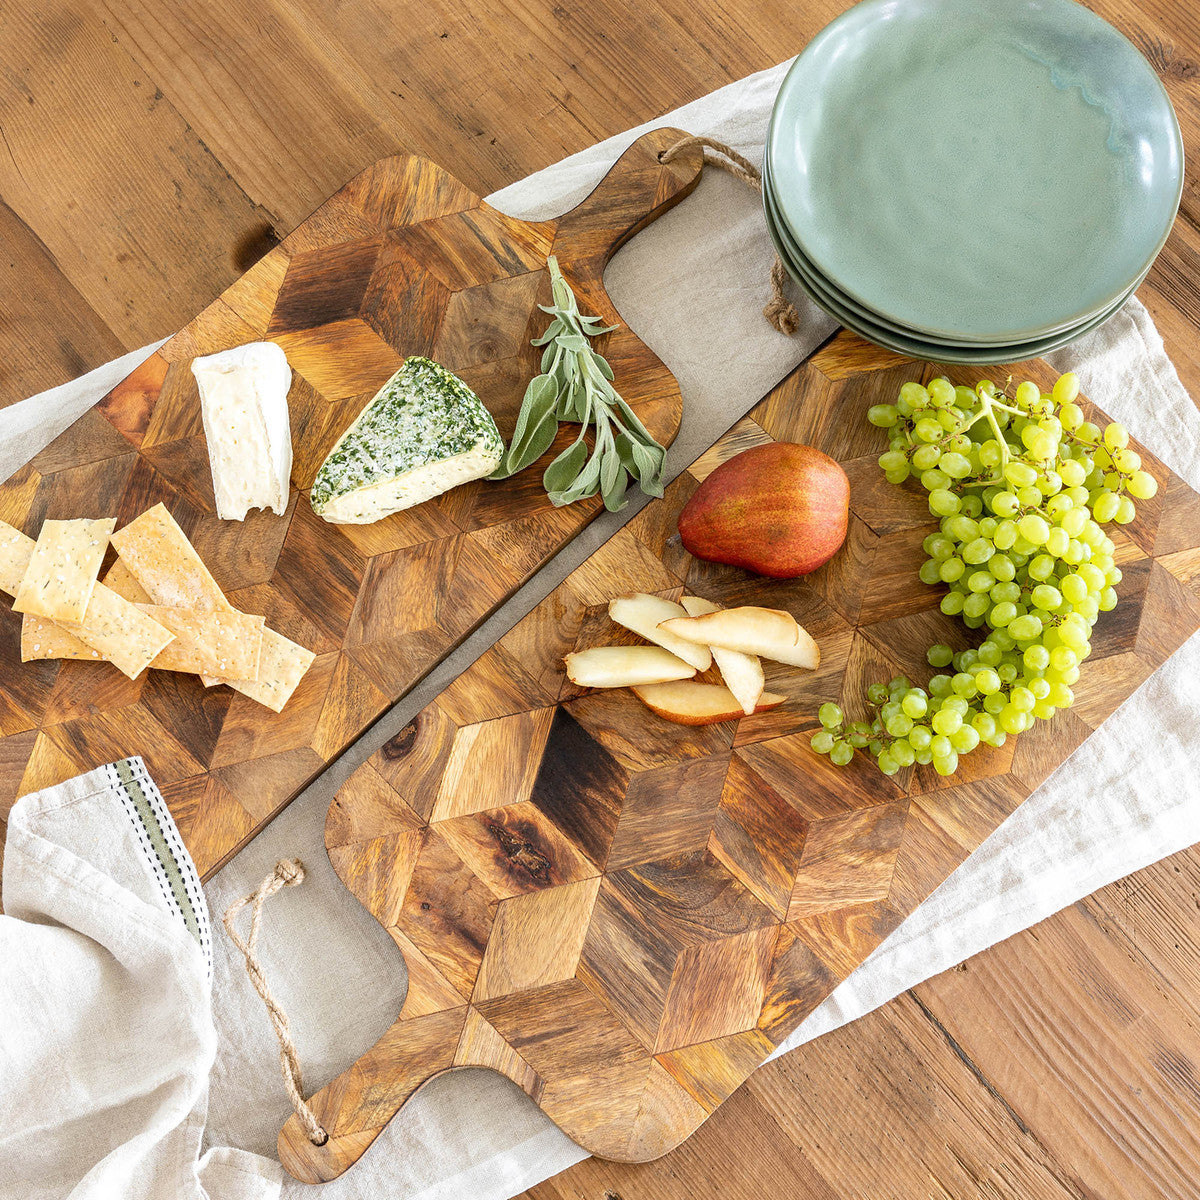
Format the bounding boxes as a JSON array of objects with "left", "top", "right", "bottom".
[
  {"left": 680, "top": 595, "right": 765, "bottom": 715},
  {"left": 608, "top": 593, "right": 712, "bottom": 672},
  {"left": 564, "top": 645, "right": 696, "bottom": 689},
  {"left": 658, "top": 606, "right": 820, "bottom": 670},
  {"left": 632, "top": 679, "right": 787, "bottom": 726}
]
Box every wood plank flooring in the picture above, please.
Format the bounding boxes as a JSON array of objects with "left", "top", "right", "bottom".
[{"left": 2, "top": 2, "right": 1198, "bottom": 1196}]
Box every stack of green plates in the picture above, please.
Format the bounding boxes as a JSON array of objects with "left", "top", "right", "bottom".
[{"left": 765, "top": 0, "right": 1183, "bottom": 364}]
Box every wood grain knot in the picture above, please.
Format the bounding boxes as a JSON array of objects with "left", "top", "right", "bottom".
[
  {"left": 381, "top": 721, "right": 419, "bottom": 760},
  {"left": 488, "top": 820, "right": 553, "bottom": 882}
]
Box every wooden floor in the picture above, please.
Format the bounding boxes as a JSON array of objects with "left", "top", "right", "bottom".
[{"left": 2, "top": 1, "right": 1198, "bottom": 1196}]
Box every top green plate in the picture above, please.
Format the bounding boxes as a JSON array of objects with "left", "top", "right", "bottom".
[{"left": 767, "top": 0, "right": 1182, "bottom": 343}]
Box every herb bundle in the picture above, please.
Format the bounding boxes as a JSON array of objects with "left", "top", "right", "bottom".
[{"left": 489, "top": 256, "right": 667, "bottom": 511}]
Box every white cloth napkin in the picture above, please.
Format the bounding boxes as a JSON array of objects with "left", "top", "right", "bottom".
[
  {"left": 1, "top": 56, "right": 1198, "bottom": 1200},
  {"left": 0, "top": 759, "right": 281, "bottom": 1200}
]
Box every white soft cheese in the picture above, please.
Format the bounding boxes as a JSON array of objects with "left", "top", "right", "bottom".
[{"left": 191, "top": 342, "right": 293, "bottom": 521}]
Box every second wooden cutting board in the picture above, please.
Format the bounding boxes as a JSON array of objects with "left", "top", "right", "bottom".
[{"left": 278, "top": 333, "right": 1200, "bottom": 1182}]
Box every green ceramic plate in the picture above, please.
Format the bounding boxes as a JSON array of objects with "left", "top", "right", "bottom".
[
  {"left": 761, "top": 146, "right": 1111, "bottom": 348},
  {"left": 764, "top": 188, "right": 1142, "bottom": 364},
  {"left": 767, "top": 0, "right": 1182, "bottom": 343}
]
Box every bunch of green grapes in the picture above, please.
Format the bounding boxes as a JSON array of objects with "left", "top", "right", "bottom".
[{"left": 811, "top": 371, "right": 1157, "bottom": 778}]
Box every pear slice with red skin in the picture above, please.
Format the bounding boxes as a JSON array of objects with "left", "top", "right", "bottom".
[
  {"left": 679, "top": 595, "right": 765, "bottom": 715},
  {"left": 632, "top": 680, "right": 787, "bottom": 726},
  {"left": 564, "top": 645, "right": 696, "bottom": 689},
  {"left": 609, "top": 593, "right": 712, "bottom": 672},
  {"left": 658, "top": 606, "right": 820, "bottom": 670}
]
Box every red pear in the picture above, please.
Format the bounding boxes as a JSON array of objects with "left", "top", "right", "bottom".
[{"left": 678, "top": 442, "right": 849, "bottom": 578}]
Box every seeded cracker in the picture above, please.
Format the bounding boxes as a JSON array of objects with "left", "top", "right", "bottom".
[
  {"left": 138, "top": 604, "right": 265, "bottom": 680},
  {"left": 12, "top": 518, "right": 115, "bottom": 622}
]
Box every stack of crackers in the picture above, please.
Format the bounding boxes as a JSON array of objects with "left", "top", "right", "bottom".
[{"left": 0, "top": 503, "right": 314, "bottom": 712}]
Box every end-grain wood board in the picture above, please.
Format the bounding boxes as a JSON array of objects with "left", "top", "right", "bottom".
[
  {"left": 0, "top": 128, "right": 704, "bottom": 877},
  {"left": 279, "top": 333, "right": 1200, "bottom": 1183}
]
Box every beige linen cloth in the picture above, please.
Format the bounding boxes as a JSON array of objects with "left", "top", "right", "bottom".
[{"left": 2, "top": 58, "right": 1198, "bottom": 1200}]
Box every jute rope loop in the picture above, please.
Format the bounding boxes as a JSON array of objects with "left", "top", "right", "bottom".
[
  {"left": 223, "top": 859, "right": 329, "bottom": 1147},
  {"left": 658, "top": 134, "right": 801, "bottom": 336}
]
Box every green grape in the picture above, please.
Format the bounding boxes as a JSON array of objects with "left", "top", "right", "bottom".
[
  {"left": 868, "top": 404, "right": 899, "bottom": 427},
  {"left": 973, "top": 667, "right": 1001, "bottom": 695},
  {"left": 1128, "top": 470, "right": 1158, "bottom": 499},
  {"left": 929, "top": 489, "right": 961, "bottom": 517},
  {"left": 885, "top": 466, "right": 910, "bottom": 485},
  {"left": 811, "top": 730, "right": 835, "bottom": 754},
  {"left": 926, "top": 644, "right": 954, "bottom": 668},
  {"left": 971, "top": 711, "right": 998, "bottom": 739},
  {"left": 933, "top": 751, "right": 959, "bottom": 777},
  {"left": 902, "top": 692, "right": 929, "bottom": 718},
  {"left": 1103, "top": 422, "right": 1129, "bottom": 450},
  {"left": 939, "top": 558, "right": 966, "bottom": 583},
  {"left": 927, "top": 378, "right": 956, "bottom": 407},
  {"left": 1015, "top": 380, "right": 1041, "bottom": 408},
  {"left": 891, "top": 740, "right": 916, "bottom": 767},
  {"left": 1091, "top": 490, "right": 1120, "bottom": 522},
  {"left": 1099, "top": 586, "right": 1118, "bottom": 611},
  {"left": 962, "top": 593, "right": 990, "bottom": 619},
  {"left": 1058, "top": 458, "right": 1087, "bottom": 487},
  {"left": 990, "top": 554, "right": 1016, "bottom": 581},
  {"left": 876, "top": 752, "right": 900, "bottom": 776},
  {"left": 950, "top": 672, "right": 977, "bottom": 697},
  {"left": 991, "top": 491, "right": 1020, "bottom": 517},
  {"left": 931, "top": 708, "right": 962, "bottom": 735},
  {"left": 993, "top": 520, "right": 1018, "bottom": 550},
  {"left": 914, "top": 416, "right": 943, "bottom": 443},
  {"left": 1015, "top": 484, "right": 1042, "bottom": 508},
  {"left": 940, "top": 452, "right": 972, "bottom": 479},
  {"left": 1049, "top": 646, "right": 1078, "bottom": 671},
  {"left": 879, "top": 450, "right": 908, "bottom": 473},
  {"left": 1023, "top": 644, "right": 1051, "bottom": 671},
  {"left": 940, "top": 592, "right": 965, "bottom": 616},
  {"left": 928, "top": 674, "right": 953, "bottom": 698},
  {"left": 967, "top": 570, "right": 995, "bottom": 593},
  {"left": 1028, "top": 554, "right": 1056, "bottom": 581},
  {"left": 989, "top": 601, "right": 1017, "bottom": 627},
  {"left": 918, "top": 559, "right": 942, "bottom": 586},
  {"left": 977, "top": 641, "right": 1003, "bottom": 666},
  {"left": 950, "top": 725, "right": 980, "bottom": 753},
  {"left": 1052, "top": 373, "right": 1080, "bottom": 405},
  {"left": 829, "top": 740, "right": 854, "bottom": 766},
  {"left": 885, "top": 713, "right": 914, "bottom": 738},
  {"left": 900, "top": 382, "right": 931, "bottom": 408},
  {"left": 1008, "top": 614, "right": 1043, "bottom": 641},
  {"left": 912, "top": 443, "right": 942, "bottom": 471},
  {"left": 1030, "top": 678, "right": 1051, "bottom": 699},
  {"left": 1005, "top": 461, "right": 1038, "bottom": 487},
  {"left": 909, "top": 725, "right": 933, "bottom": 752},
  {"left": 921, "top": 469, "right": 951, "bottom": 491},
  {"left": 1114, "top": 496, "right": 1136, "bottom": 525},
  {"left": 1031, "top": 584, "right": 1062, "bottom": 611},
  {"left": 1009, "top": 686, "right": 1036, "bottom": 712},
  {"left": 962, "top": 538, "right": 994, "bottom": 565},
  {"left": 1045, "top": 527, "right": 1070, "bottom": 557},
  {"left": 1017, "top": 514, "right": 1050, "bottom": 544},
  {"left": 818, "top": 702, "right": 843, "bottom": 729},
  {"left": 867, "top": 682, "right": 889, "bottom": 705}
]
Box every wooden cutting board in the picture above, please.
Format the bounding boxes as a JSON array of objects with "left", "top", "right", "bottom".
[
  {"left": 0, "top": 128, "right": 703, "bottom": 877},
  {"left": 279, "top": 333, "right": 1200, "bottom": 1182}
]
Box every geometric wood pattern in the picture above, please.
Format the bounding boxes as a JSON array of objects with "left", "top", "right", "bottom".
[
  {"left": 0, "top": 129, "right": 703, "bottom": 878},
  {"left": 278, "top": 332, "right": 1200, "bottom": 1182}
]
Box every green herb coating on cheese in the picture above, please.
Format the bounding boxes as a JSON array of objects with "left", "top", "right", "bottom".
[{"left": 309, "top": 357, "right": 504, "bottom": 523}]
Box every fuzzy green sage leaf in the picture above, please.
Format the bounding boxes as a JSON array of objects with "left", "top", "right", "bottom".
[{"left": 488, "top": 255, "right": 667, "bottom": 510}]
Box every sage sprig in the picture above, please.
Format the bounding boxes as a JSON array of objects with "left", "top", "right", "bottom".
[{"left": 489, "top": 255, "right": 666, "bottom": 512}]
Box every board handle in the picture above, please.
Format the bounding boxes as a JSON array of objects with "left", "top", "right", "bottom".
[
  {"left": 277, "top": 1006, "right": 469, "bottom": 1183},
  {"left": 549, "top": 126, "right": 705, "bottom": 269}
]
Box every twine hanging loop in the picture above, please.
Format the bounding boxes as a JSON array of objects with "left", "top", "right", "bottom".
[
  {"left": 223, "top": 859, "right": 329, "bottom": 1147},
  {"left": 658, "top": 134, "right": 800, "bottom": 336}
]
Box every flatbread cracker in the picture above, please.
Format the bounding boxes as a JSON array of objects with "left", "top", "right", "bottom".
[
  {"left": 0, "top": 520, "right": 34, "bottom": 596},
  {"left": 102, "top": 557, "right": 152, "bottom": 604},
  {"left": 216, "top": 628, "right": 316, "bottom": 713},
  {"left": 21, "top": 613, "right": 100, "bottom": 662},
  {"left": 110, "top": 503, "right": 232, "bottom": 612},
  {"left": 139, "top": 604, "right": 265, "bottom": 680},
  {"left": 12, "top": 517, "right": 115, "bottom": 622},
  {"left": 60, "top": 584, "right": 176, "bottom": 679}
]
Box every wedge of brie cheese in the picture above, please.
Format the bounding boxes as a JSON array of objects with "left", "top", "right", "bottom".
[
  {"left": 192, "top": 341, "right": 293, "bottom": 521},
  {"left": 310, "top": 357, "right": 504, "bottom": 525}
]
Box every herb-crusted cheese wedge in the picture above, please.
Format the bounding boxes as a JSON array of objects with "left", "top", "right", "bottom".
[{"left": 310, "top": 357, "right": 504, "bottom": 524}]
